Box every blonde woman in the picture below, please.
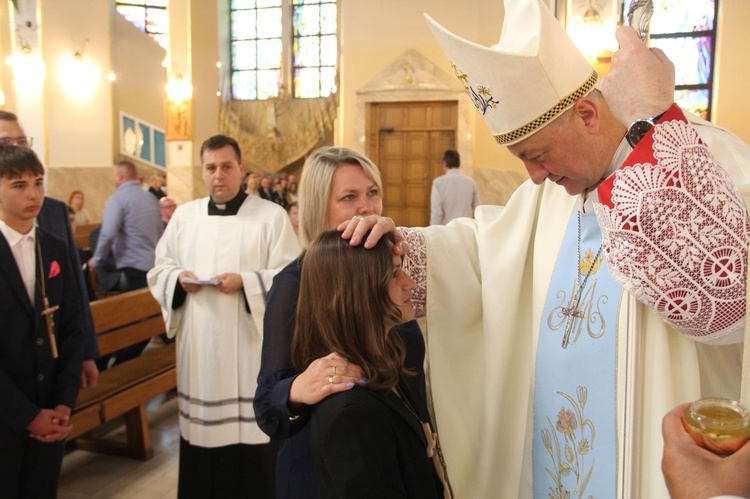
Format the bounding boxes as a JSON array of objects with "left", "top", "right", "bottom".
[{"left": 254, "top": 147, "right": 426, "bottom": 498}]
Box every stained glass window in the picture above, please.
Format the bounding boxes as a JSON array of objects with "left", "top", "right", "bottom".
[
  {"left": 116, "top": 1, "right": 169, "bottom": 51},
  {"left": 230, "top": 0, "right": 338, "bottom": 100},
  {"left": 231, "top": 0, "right": 283, "bottom": 100},
  {"left": 292, "top": 0, "right": 337, "bottom": 98},
  {"left": 623, "top": 0, "right": 718, "bottom": 119}
]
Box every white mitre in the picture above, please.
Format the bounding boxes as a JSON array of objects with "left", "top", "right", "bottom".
[{"left": 425, "top": 0, "right": 598, "bottom": 145}]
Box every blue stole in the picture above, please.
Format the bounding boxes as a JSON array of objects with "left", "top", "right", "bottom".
[{"left": 533, "top": 207, "right": 623, "bottom": 498}]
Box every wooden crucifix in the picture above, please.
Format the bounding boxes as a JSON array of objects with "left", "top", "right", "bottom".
[{"left": 41, "top": 297, "right": 59, "bottom": 358}]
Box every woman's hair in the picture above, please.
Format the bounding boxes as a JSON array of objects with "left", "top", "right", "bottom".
[
  {"left": 291, "top": 230, "right": 406, "bottom": 391},
  {"left": 68, "top": 190, "right": 84, "bottom": 207},
  {"left": 298, "top": 147, "right": 383, "bottom": 248}
]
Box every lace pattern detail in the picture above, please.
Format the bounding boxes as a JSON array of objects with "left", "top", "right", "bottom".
[
  {"left": 399, "top": 227, "right": 427, "bottom": 318},
  {"left": 594, "top": 120, "right": 749, "bottom": 340}
]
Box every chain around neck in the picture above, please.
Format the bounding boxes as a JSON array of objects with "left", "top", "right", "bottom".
[{"left": 576, "top": 210, "right": 604, "bottom": 289}]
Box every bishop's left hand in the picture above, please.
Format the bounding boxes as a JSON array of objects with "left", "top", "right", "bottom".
[{"left": 602, "top": 25, "right": 675, "bottom": 127}]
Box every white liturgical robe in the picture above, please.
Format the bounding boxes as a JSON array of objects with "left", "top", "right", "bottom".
[
  {"left": 148, "top": 195, "right": 299, "bottom": 448},
  {"left": 406, "top": 110, "right": 750, "bottom": 498}
]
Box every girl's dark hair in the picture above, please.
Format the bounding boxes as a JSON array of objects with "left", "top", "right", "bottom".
[{"left": 291, "top": 229, "right": 406, "bottom": 391}]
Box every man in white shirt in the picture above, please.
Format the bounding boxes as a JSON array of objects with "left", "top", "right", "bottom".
[
  {"left": 0, "top": 144, "right": 84, "bottom": 497},
  {"left": 0, "top": 110, "right": 99, "bottom": 388},
  {"left": 429, "top": 149, "right": 480, "bottom": 225}
]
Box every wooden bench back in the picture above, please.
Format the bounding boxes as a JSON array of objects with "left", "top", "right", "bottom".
[
  {"left": 74, "top": 223, "right": 98, "bottom": 250},
  {"left": 90, "top": 288, "right": 165, "bottom": 356}
]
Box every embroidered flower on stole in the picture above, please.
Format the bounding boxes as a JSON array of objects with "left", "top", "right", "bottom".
[{"left": 541, "top": 386, "right": 596, "bottom": 499}]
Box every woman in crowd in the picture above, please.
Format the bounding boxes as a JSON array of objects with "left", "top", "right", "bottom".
[
  {"left": 245, "top": 175, "right": 260, "bottom": 196},
  {"left": 254, "top": 146, "right": 426, "bottom": 498},
  {"left": 285, "top": 181, "right": 298, "bottom": 205},
  {"left": 286, "top": 201, "right": 300, "bottom": 237},
  {"left": 68, "top": 190, "right": 91, "bottom": 225},
  {"left": 292, "top": 230, "right": 448, "bottom": 498},
  {"left": 274, "top": 179, "right": 290, "bottom": 210}
]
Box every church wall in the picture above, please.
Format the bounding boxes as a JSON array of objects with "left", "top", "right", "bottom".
[
  {"left": 39, "top": 0, "right": 114, "bottom": 222},
  {"left": 190, "top": 0, "right": 221, "bottom": 164},
  {"left": 37, "top": 2, "right": 167, "bottom": 222},
  {"left": 41, "top": 0, "right": 113, "bottom": 169},
  {"left": 714, "top": 0, "right": 750, "bottom": 144},
  {"left": 112, "top": 15, "right": 167, "bottom": 142}
]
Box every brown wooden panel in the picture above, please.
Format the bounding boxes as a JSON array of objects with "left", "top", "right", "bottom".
[
  {"left": 96, "top": 317, "right": 166, "bottom": 355},
  {"left": 378, "top": 106, "right": 404, "bottom": 128},
  {"left": 68, "top": 404, "right": 103, "bottom": 440},
  {"left": 101, "top": 370, "right": 177, "bottom": 421},
  {"left": 405, "top": 207, "right": 427, "bottom": 227},
  {"left": 76, "top": 345, "right": 175, "bottom": 408},
  {"left": 73, "top": 223, "right": 98, "bottom": 250},
  {"left": 406, "top": 184, "right": 429, "bottom": 205},
  {"left": 74, "top": 223, "right": 98, "bottom": 236},
  {"left": 91, "top": 288, "right": 162, "bottom": 332},
  {"left": 381, "top": 132, "right": 404, "bottom": 152},
  {"left": 123, "top": 405, "right": 154, "bottom": 460},
  {"left": 407, "top": 106, "right": 428, "bottom": 128},
  {"left": 405, "top": 160, "right": 428, "bottom": 180}
]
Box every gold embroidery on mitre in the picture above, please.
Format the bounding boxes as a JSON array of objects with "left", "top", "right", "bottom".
[
  {"left": 451, "top": 63, "right": 500, "bottom": 116},
  {"left": 452, "top": 64, "right": 469, "bottom": 91},
  {"left": 495, "top": 70, "right": 599, "bottom": 145},
  {"left": 579, "top": 248, "right": 604, "bottom": 276},
  {"left": 448, "top": 63, "right": 598, "bottom": 144}
]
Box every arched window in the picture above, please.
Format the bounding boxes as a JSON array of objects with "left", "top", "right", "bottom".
[
  {"left": 230, "top": 0, "right": 338, "bottom": 101},
  {"left": 116, "top": 1, "right": 169, "bottom": 51}
]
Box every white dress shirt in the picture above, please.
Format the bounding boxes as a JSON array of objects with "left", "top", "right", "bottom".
[{"left": 0, "top": 219, "right": 36, "bottom": 301}]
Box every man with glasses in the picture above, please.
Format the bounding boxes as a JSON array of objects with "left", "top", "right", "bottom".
[
  {"left": 0, "top": 134, "right": 32, "bottom": 147},
  {"left": 0, "top": 111, "right": 99, "bottom": 389}
]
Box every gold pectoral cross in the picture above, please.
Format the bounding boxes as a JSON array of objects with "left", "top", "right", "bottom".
[
  {"left": 561, "top": 295, "right": 587, "bottom": 349},
  {"left": 41, "top": 297, "right": 59, "bottom": 358}
]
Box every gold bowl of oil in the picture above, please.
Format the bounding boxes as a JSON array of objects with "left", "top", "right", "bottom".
[{"left": 682, "top": 398, "right": 750, "bottom": 455}]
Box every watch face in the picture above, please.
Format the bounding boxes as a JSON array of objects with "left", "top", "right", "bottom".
[{"left": 627, "top": 118, "right": 655, "bottom": 148}]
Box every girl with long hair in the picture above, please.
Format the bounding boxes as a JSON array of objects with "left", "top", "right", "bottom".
[{"left": 292, "top": 230, "right": 449, "bottom": 498}]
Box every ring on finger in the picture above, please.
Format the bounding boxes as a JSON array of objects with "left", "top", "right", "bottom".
[{"left": 328, "top": 375, "right": 335, "bottom": 384}]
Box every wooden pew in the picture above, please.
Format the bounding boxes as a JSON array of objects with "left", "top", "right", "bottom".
[
  {"left": 73, "top": 223, "right": 98, "bottom": 252},
  {"left": 69, "top": 288, "right": 176, "bottom": 460}
]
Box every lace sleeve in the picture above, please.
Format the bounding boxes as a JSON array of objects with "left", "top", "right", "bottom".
[
  {"left": 595, "top": 105, "right": 750, "bottom": 342},
  {"left": 399, "top": 227, "right": 427, "bottom": 318}
]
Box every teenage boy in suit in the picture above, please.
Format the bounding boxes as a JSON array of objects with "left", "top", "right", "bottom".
[{"left": 0, "top": 145, "right": 84, "bottom": 498}]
